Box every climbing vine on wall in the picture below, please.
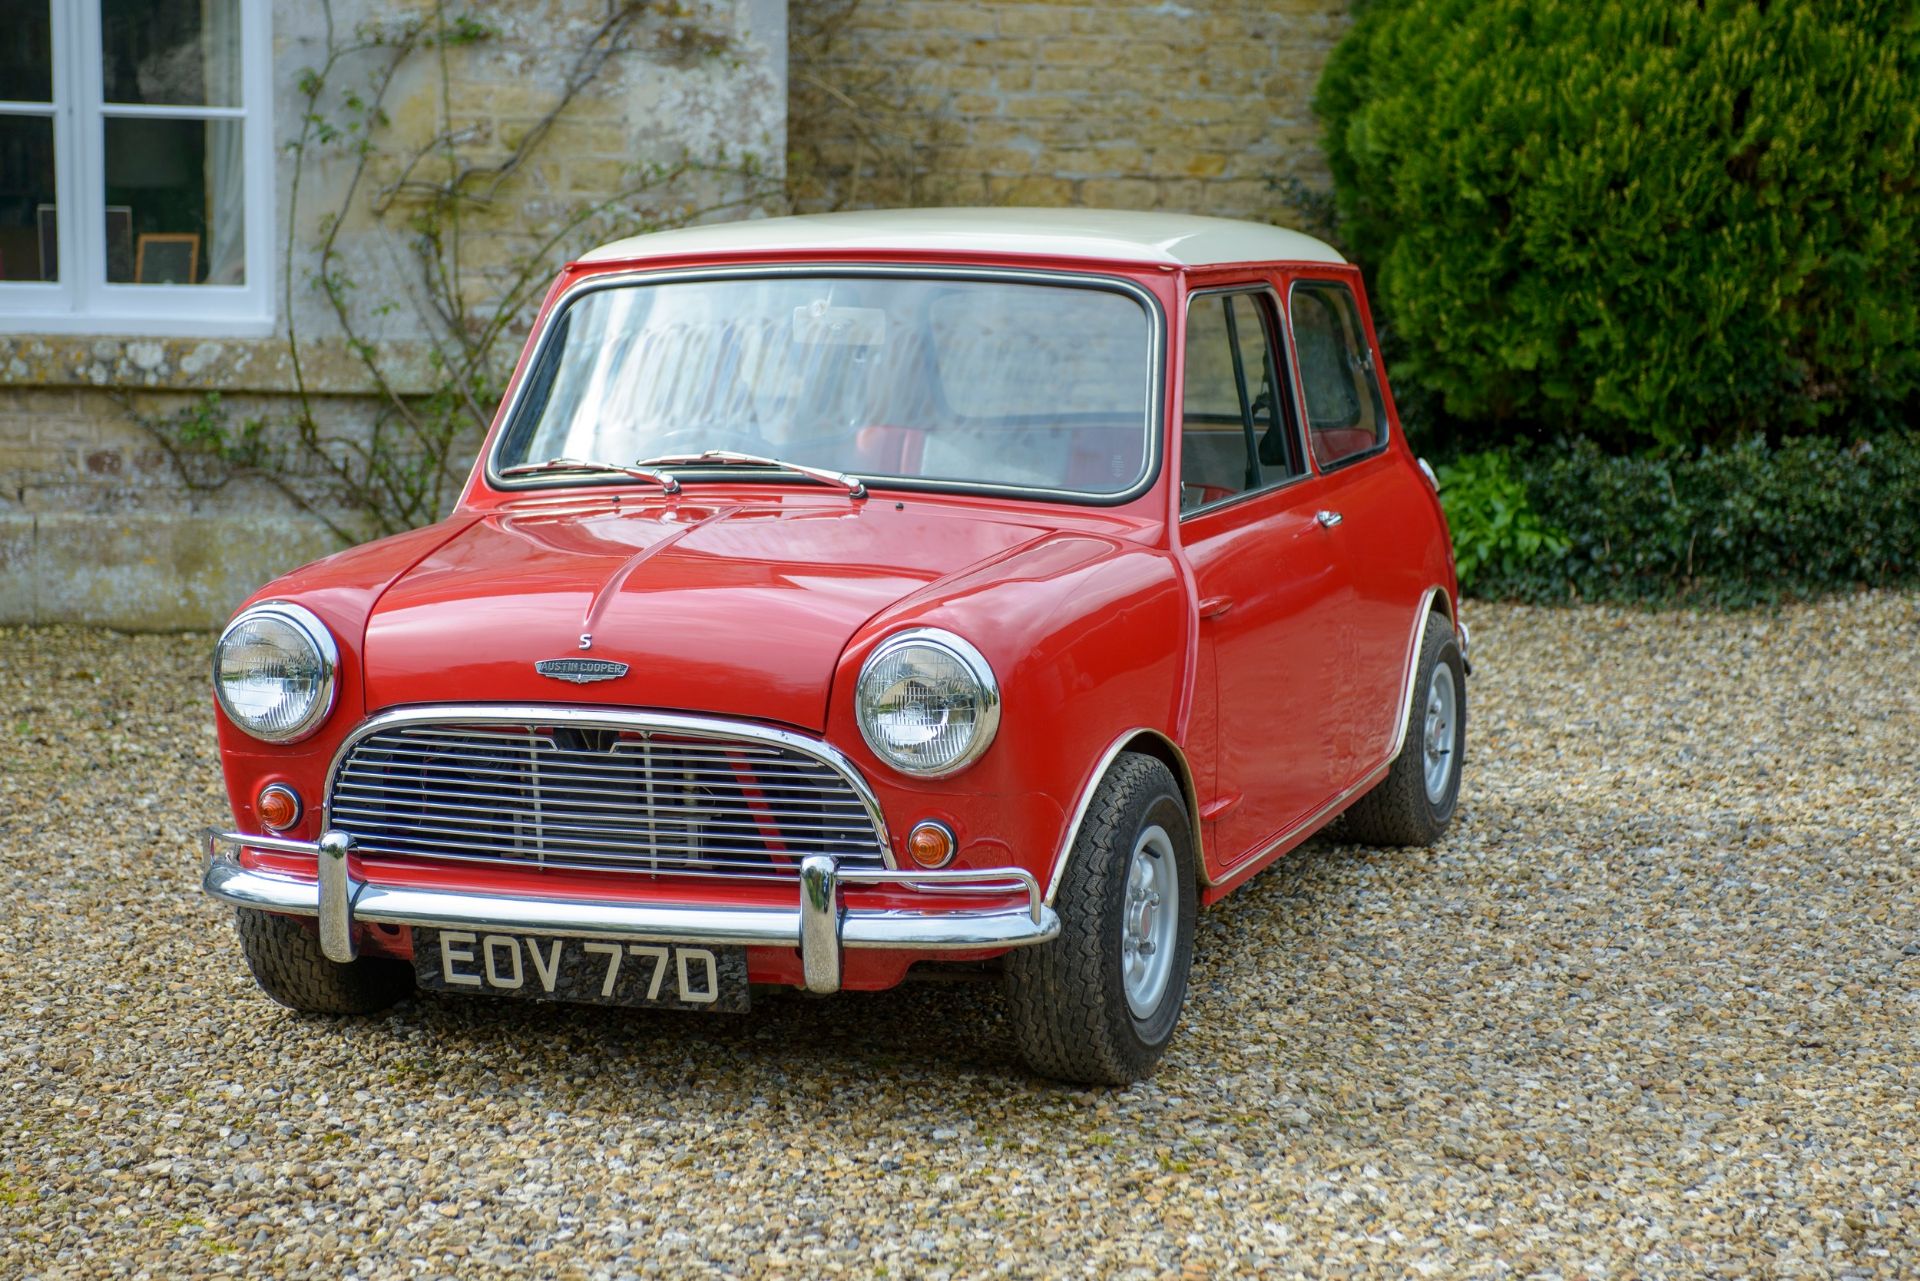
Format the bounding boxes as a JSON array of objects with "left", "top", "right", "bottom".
[
  {"left": 137, "top": 0, "right": 774, "bottom": 542},
  {"left": 788, "top": 0, "right": 952, "bottom": 212}
]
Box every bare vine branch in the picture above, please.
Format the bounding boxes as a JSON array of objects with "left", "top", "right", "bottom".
[{"left": 133, "top": 0, "right": 778, "bottom": 543}]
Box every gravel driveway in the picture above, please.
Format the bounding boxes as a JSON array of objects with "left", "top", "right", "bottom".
[{"left": 3, "top": 594, "right": 1917, "bottom": 1278}]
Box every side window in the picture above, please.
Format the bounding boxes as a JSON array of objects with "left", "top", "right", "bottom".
[
  {"left": 1289, "top": 281, "right": 1387, "bottom": 468},
  {"left": 1180, "top": 291, "right": 1304, "bottom": 513}
]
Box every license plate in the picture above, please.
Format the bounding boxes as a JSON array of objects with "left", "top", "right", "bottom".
[{"left": 412, "top": 929, "right": 749, "bottom": 1013}]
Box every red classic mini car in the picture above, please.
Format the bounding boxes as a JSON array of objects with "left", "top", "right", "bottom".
[{"left": 203, "top": 209, "right": 1467, "bottom": 1084}]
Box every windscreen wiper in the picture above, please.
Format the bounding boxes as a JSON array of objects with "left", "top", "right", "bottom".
[
  {"left": 634, "top": 449, "right": 867, "bottom": 499},
  {"left": 498, "top": 457, "right": 680, "bottom": 493}
]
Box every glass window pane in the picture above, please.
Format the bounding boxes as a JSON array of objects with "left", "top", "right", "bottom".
[
  {"left": 1291, "top": 282, "right": 1386, "bottom": 466},
  {"left": 104, "top": 117, "right": 245, "bottom": 285},
  {"left": 1178, "top": 293, "right": 1298, "bottom": 508},
  {"left": 102, "top": 0, "right": 241, "bottom": 107},
  {"left": 0, "top": 1, "right": 53, "bottom": 102},
  {"left": 0, "top": 114, "right": 57, "bottom": 281},
  {"left": 500, "top": 277, "right": 1155, "bottom": 497},
  {"left": 927, "top": 287, "right": 1146, "bottom": 419}
]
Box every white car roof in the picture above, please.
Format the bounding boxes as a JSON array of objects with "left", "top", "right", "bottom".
[{"left": 579, "top": 208, "right": 1346, "bottom": 269}]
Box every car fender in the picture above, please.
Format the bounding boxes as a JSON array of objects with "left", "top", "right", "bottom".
[{"left": 826, "top": 530, "right": 1193, "bottom": 885}]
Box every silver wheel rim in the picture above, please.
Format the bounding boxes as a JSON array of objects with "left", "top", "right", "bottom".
[
  {"left": 1122, "top": 825, "right": 1178, "bottom": 1020},
  {"left": 1422, "top": 662, "right": 1457, "bottom": 805}
]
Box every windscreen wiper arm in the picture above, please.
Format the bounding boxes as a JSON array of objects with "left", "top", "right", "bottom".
[
  {"left": 498, "top": 457, "right": 680, "bottom": 493},
  {"left": 634, "top": 449, "right": 867, "bottom": 499}
]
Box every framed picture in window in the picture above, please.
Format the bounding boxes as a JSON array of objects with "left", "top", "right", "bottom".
[
  {"left": 135, "top": 232, "right": 200, "bottom": 285},
  {"left": 31, "top": 205, "right": 135, "bottom": 282}
]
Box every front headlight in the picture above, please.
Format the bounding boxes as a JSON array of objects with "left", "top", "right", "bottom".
[
  {"left": 213, "top": 603, "right": 339, "bottom": 743},
  {"left": 855, "top": 629, "right": 1000, "bottom": 777}
]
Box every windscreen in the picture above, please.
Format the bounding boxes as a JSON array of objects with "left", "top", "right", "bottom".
[{"left": 498, "top": 274, "right": 1157, "bottom": 497}]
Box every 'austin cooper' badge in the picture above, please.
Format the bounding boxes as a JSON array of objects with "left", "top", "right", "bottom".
[{"left": 535, "top": 658, "right": 629, "bottom": 684}]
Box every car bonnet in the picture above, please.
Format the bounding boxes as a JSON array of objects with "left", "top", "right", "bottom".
[{"left": 359, "top": 494, "right": 1052, "bottom": 731}]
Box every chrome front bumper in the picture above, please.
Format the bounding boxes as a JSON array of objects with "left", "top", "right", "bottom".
[{"left": 201, "top": 830, "right": 1060, "bottom": 995}]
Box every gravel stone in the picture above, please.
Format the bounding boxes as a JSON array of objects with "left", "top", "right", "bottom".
[{"left": 2, "top": 594, "right": 1916, "bottom": 1277}]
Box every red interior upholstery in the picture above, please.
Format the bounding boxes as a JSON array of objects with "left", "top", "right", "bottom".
[
  {"left": 1313, "top": 426, "right": 1379, "bottom": 465},
  {"left": 853, "top": 425, "right": 927, "bottom": 475},
  {"left": 1064, "top": 433, "right": 1132, "bottom": 489},
  {"left": 852, "top": 423, "right": 1137, "bottom": 489}
]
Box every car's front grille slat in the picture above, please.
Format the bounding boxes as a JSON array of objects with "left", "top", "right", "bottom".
[
  {"left": 329, "top": 805, "right": 877, "bottom": 845},
  {"left": 344, "top": 843, "right": 802, "bottom": 882},
  {"left": 329, "top": 754, "right": 853, "bottom": 792},
  {"left": 366, "top": 743, "right": 827, "bottom": 773},
  {"left": 329, "top": 719, "right": 888, "bottom": 882},
  {"left": 331, "top": 792, "right": 873, "bottom": 828}
]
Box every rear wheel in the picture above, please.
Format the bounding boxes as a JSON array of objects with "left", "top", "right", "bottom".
[
  {"left": 1342, "top": 612, "right": 1466, "bottom": 846},
  {"left": 1005, "top": 754, "right": 1196, "bottom": 1085},
  {"left": 236, "top": 909, "right": 411, "bottom": 1015}
]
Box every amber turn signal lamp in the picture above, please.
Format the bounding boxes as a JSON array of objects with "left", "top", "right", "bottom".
[
  {"left": 258, "top": 784, "right": 302, "bottom": 832},
  {"left": 906, "top": 820, "right": 956, "bottom": 869}
]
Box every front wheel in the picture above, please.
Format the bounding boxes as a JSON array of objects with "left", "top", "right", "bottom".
[
  {"left": 1005, "top": 754, "right": 1197, "bottom": 1085},
  {"left": 236, "top": 909, "right": 412, "bottom": 1015}
]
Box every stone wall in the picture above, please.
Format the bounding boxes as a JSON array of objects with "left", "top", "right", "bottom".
[
  {"left": 790, "top": 0, "right": 1349, "bottom": 218},
  {"left": 0, "top": 0, "right": 785, "bottom": 629},
  {"left": 3, "top": 0, "right": 1353, "bottom": 630}
]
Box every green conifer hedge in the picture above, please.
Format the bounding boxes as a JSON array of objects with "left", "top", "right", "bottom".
[{"left": 1316, "top": 1, "right": 1920, "bottom": 448}]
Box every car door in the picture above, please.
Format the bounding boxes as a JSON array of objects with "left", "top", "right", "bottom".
[
  {"left": 1283, "top": 275, "right": 1431, "bottom": 774},
  {"left": 1177, "top": 286, "right": 1351, "bottom": 871}
]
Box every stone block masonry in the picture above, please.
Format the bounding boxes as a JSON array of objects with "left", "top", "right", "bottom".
[
  {"left": 790, "top": 0, "right": 1350, "bottom": 218},
  {"left": 0, "top": 379, "right": 396, "bottom": 629},
  {"left": 3, "top": 0, "right": 1353, "bottom": 629}
]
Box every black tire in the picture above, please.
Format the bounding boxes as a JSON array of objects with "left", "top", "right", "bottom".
[
  {"left": 235, "top": 909, "right": 412, "bottom": 1015},
  {"left": 1005, "top": 754, "right": 1197, "bottom": 1086},
  {"left": 1341, "top": 611, "right": 1466, "bottom": 846}
]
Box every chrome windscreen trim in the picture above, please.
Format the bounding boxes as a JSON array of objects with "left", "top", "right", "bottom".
[
  {"left": 320, "top": 704, "right": 894, "bottom": 873},
  {"left": 483, "top": 263, "right": 1168, "bottom": 509}
]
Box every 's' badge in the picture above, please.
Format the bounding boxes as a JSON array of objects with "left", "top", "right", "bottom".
[{"left": 535, "top": 658, "right": 629, "bottom": 684}]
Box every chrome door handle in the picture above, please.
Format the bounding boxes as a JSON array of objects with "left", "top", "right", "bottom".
[{"left": 1316, "top": 510, "right": 1344, "bottom": 528}]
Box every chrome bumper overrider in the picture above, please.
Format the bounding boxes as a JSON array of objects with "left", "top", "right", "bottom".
[{"left": 201, "top": 830, "right": 1060, "bottom": 995}]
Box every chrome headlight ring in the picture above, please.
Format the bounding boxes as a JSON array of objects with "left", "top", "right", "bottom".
[
  {"left": 212, "top": 601, "right": 339, "bottom": 744},
  {"left": 854, "top": 628, "right": 1001, "bottom": 779}
]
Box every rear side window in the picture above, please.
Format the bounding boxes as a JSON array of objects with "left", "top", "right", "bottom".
[{"left": 1289, "top": 281, "right": 1387, "bottom": 468}]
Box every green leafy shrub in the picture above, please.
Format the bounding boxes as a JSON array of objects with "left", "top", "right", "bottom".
[
  {"left": 1436, "top": 450, "right": 1569, "bottom": 590},
  {"left": 1459, "top": 431, "right": 1920, "bottom": 606},
  {"left": 1317, "top": 1, "right": 1920, "bottom": 449}
]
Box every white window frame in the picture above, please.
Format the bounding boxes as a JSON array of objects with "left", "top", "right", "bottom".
[{"left": 0, "top": 1, "right": 274, "bottom": 337}]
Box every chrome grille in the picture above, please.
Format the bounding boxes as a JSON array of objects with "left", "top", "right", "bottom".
[{"left": 328, "top": 719, "right": 888, "bottom": 881}]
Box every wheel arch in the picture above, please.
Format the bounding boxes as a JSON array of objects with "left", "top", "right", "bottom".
[
  {"left": 1424, "top": 582, "right": 1472, "bottom": 674},
  {"left": 1386, "top": 584, "right": 1464, "bottom": 770},
  {"left": 1042, "top": 729, "right": 1202, "bottom": 907}
]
